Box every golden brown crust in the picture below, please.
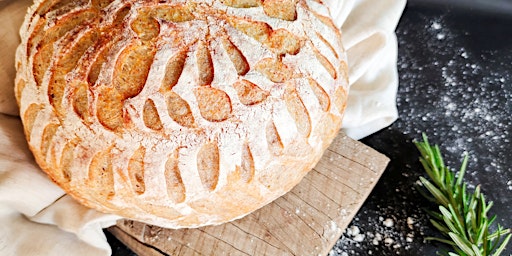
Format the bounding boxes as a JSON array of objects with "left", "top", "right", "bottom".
[{"left": 15, "top": 0, "right": 348, "bottom": 228}]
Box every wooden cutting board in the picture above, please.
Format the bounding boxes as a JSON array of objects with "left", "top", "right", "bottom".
[{"left": 108, "top": 133, "right": 389, "bottom": 256}]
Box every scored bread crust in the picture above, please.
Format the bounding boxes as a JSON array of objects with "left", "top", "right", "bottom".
[{"left": 15, "top": 0, "right": 349, "bottom": 229}]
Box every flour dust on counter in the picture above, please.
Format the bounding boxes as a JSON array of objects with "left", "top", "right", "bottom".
[
  {"left": 397, "top": 14, "right": 511, "bottom": 183},
  {"left": 330, "top": 207, "right": 427, "bottom": 255},
  {"left": 333, "top": 4, "right": 512, "bottom": 256}
]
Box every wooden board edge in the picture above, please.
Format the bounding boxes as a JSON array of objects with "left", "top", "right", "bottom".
[{"left": 322, "top": 157, "right": 389, "bottom": 256}]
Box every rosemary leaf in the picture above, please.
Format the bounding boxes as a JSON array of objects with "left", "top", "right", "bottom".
[
  {"left": 493, "top": 234, "right": 511, "bottom": 256},
  {"left": 431, "top": 219, "right": 451, "bottom": 234},
  {"left": 489, "top": 215, "right": 497, "bottom": 227},
  {"left": 456, "top": 154, "right": 469, "bottom": 186},
  {"left": 488, "top": 227, "right": 511, "bottom": 241},
  {"left": 449, "top": 232, "right": 475, "bottom": 256},
  {"left": 472, "top": 244, "right": 483, "bottom": 256},
  {"left": 426, "top": 236, "right": 458, "bottom": 246},
  {"left": 421, "top": 177, "right": 450, "bottom": 206}
]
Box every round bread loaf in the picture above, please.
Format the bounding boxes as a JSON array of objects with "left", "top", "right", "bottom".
[{"left": 15, "top": 0, "right": 348, "bottom": 228}]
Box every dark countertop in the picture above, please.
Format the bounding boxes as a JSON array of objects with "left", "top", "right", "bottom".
[
  {"left": 335, "top": 2, "right": 512, "bottom": 255},
  {"left": 108, "top": 2, "right": 512, "bottom": 255}
]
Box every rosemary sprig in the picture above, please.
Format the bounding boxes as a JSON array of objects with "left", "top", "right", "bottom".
[{"left": 414, "top": 133, "right": 511, "bottom": 256}]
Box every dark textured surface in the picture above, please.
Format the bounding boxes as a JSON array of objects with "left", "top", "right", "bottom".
[
  {"left": 409, "top": 0, "right": 512, "bottom": 16},
  {"left": 334, "top": 2, "right": 512, "bottom": 255},
  {"left": 108, "top": 2, "right": 512, "bottom": 255}
]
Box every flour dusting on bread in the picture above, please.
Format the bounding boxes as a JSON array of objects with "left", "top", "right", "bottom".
[{"left": 15, "top": 0, "right": 348, "bottom": 228}]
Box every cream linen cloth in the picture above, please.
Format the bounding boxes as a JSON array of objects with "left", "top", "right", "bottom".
[{"left": 0, "top": 0, "right": 406, "bottom": 255}]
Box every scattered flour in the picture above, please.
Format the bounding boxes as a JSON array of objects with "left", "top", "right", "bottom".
[
  {"left": 382, "top": 218, "right": 394, "bottom": 228},
  {"left": 331, "top": 209, "right": 424, "bottom": 255},
  {"left": 431, "top": 21, "right": 442, "bottom": 30},
  {"left": 395, "top": 15, "right": 511, "bottom": 185},
  {"left": 345, "top": 225, "right": 363, "bottom": 241}
]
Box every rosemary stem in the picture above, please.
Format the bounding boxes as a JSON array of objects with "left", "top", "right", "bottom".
[{"left": 414, "top": 134, "right": 511, "bottom": 256}]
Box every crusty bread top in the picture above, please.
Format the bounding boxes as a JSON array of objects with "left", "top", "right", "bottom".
[{"left": 15, "top": 0, "right": 348, "bottom": 228}]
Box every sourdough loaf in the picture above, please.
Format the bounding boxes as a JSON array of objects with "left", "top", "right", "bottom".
[{"left": 15, "top": 0, "right": 348, "bottom": 228}]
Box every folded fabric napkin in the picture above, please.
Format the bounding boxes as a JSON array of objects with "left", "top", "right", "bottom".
[{"left": 0, "top": 0, "right": 406, "bottom": 255}]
